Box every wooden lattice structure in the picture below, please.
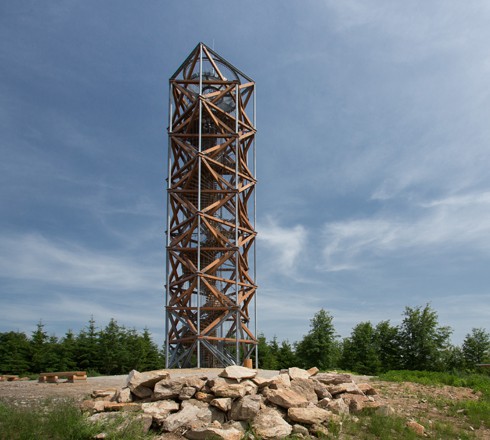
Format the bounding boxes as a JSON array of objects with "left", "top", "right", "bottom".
[{"left": 165, "top": 43, "right": 257, "bottom": 368}]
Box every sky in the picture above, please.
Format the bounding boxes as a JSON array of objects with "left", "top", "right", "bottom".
[{"left": 1, "top": 0, "right": 489, "bottom": 347}]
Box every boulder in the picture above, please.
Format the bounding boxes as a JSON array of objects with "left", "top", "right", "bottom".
[
  {"left": 179, "top": 386, "right": 197, "bottom": 400},
  {"left": 292, "top": 424, "right": 310, "bottom": 436},
  {"left": 195, "top": 391, "right": 214, "bottom": 403},
  {"left": 290, "top": 378, "right": 318, "bottom": 403},
  {"left": 288, "top": 367, "right": 310, "bottom": 380},
  {"left": 252, "top": 376, "right": 273, "bottom": 388},
  {"left": 327, "top": 382, "right": 363, "bottom": 396},
  {"left": 218, "top": 366, "right": 257, "bottom": 382},
  {"left": 307, "top": 367, "right": 319, "bottom": 376},
  {"left": 185, "top": 425, "right": 243, "bottom": 440},
  {"left": 310, "top": 379, "right": 333, "bottom": 400},
  {"left": 309, "top": 423, "right": 329, "bottom": 437},
  {"left": 181, "top": 399, "right": 226, "bottom": 425},
  {"left": 114, "top": 387, "right": 132, "bottom": 403},
  {"left": 269, "top": 373, "right": 291, "bottom": 389},
  {"left": 162, "top": 405, "right": 201, "bottom": 432},
  {"left": 80, "top": 399, "right": 106, "bottom": 413},
  {"left": 103, "top": 402, "right": 141, "bottom": 412},
  {"left": 264, "top": 387, "right": 309, "bottom": 409},
  {"left": 142, "top": 400, "right": 180, "bottom": 423},
  {"left": 210, "top": 378, "right": 248, "bottom": 398},
  {"left": 229, "top": 395, "right": 262, "bottom": 421},
  {"left": 252, "top": 408, "right": 293, "bottom": 440},
  {"left": 314, "top": 373, "right": 352, "bottom": 385},
  {"left": 154, "top": 376, "right": 205, "bottom": 400},
  {"left": 92, "top": 389, "right": 117, "bottom": 400},
  {"left": 127, "top": 369, "right": 170, "bottom": 396},
  {"left": 323, "top": 398, "right": 349, "bottom": 415},
  {"left": 406, "top": 420, "right": 425, "bottom": 436},
  {"left": 288, "top": 406, "right": 331, "bottom": 425},
  {"left": 358, "top": 383, "right": 377, "bottom": 396},
  {"left": 210, "top": 398, "right": 233, "bottom": 412}
]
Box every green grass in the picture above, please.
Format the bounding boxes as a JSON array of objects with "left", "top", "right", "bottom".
[
  {"left": 378, "top": 370, "right": 490, "bottom": 429},
  {"left": 0, "top": 400, "right": 156, "bottom": 440}
]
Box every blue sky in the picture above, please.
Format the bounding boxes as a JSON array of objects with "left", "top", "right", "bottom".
[{"left": 1, "top": 1, "right": 489, "bottom": 346}]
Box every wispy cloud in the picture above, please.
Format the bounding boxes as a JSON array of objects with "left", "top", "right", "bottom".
[
  {"left": 0, "top": 233, "right": 163, "bottom": 291},
  {"left": 322, "top": 190, "right": 490, "bottom": 271}
]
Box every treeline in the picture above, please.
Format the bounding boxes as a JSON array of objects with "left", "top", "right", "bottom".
[
  {"left": 258, "top": 304, "right": 490, "bottom": 375},
  {"left": 0, "top": 318, "right": 163, "bottom": 375}
]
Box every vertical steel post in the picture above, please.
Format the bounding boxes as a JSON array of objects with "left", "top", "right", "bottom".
[{"left": 234, "top": 82, "right": 240, "bottom": 365}]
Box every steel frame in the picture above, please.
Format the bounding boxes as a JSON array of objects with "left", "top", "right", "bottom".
[{"left": 165, "top": 43, "right": 257, "bottom": 368}]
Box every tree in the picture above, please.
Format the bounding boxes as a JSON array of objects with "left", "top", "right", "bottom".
[
  {"left": 296, "top": 309, "right": 338, "bottom": 370},
  {"left": 340, "top": 322, "right": 380, "bottom": 374},
  {"left": 0, "top": 331, "right": 31, "bottom": 374},
  {"left": 277, "top": 340, "right": 298, "bottom": 369},
  {"left": 398, "top": 304, "right": 452, "bottom": 371},
  {"left": 30, "top": 321, "right": 60, "bottom": 373},
  {"left": 374, "top": 320, "right": 401, "bottom": 372},
  {"left": 462, "top": 328, "right": 490, "bottom": 369},
  {"left": 76, "top": 316, "right": 100, "bottom": 372}
]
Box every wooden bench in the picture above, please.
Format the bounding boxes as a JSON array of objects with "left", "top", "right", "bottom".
[
  {"left": 0, "top": 375, "right": 19, "bottom": 382},
  {"left": 38, "top": 371, "right": 87, "bottom": 383}
]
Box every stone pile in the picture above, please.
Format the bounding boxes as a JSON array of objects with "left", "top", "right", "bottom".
[{"left": 81, "top": 366, "right": 381, "bottom": 439}]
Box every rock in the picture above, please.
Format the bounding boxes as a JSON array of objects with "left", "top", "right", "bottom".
[
  {"left": 229, "top": 395, "right": 262, "bottom": 421},
  {"left": 406, "top": 420, "right": 425, "bottom": 436},
  {"left": 310, "top": 379, "right": 333, "bottom": 400},
  {"left": 315, "top": 373, "right": 352, "bottom": 385},
  {"left": 80, "top": 399, "right": 106, "bottom": 413},
  {"left": 358, "top": 383, "right": 377, "bottom": 396},
  {"left": 181, "top": 399, "right": 226, "bottom": 425},
  {"left": 307, "top": 367, "right": 319, "bottom": 376},
  {"left": 292, "top": 424, "right": 310, "bottom": 436},
  {"left": 127, "top": 369, "right": 170, "bottom": 397},
  {"left": 179, "top": 386, "right": 197, "bottom": 400},
  {"left": 219, "top": 366, "right": 257, "bottom": 382},
  {"left": 290, "top": 378, "right": 318, "bottom": 403},
  {"left": 241, "top": 379, "right": 258, "bottom": 396},
  {"left": 342, "top": 394, "right": 368, "bottom": 413},
  {"left": 154, "top": 376, "right": 205, "bottom": 400},
  {"left": 114, "top": 387, "right": 132, "bottom": 403},
  {"left": 264, "top": 387, "right": 309, "bottom": 409},
  {"left": 288, "top": 367, "right": 310, "bottom": 380},
  {"left": 210, "top": 378, "right": 248, "bottom": 398},
  {"left": 162, "top": 405, "right": 201, "bottom": 432},
  {"left": 131, "top": 385, "right": 153, "bottom": 399},
  {"left": 328, "top": 382, "right": 363, "bottom": 396},
  {"left": 195, "top": 392, "right": 214, "bottom": 403},
  {"left": 309, "top": 423, "right": 329, "bottom": 437},
  {"left": 376, "top": 405, "right": 395, "bottom": 416},
  {"left": 185, "top": 425, "right": 243, "bottom": 440},
  {"left": 92, "top": 389, "right": 117, "bottom": 399},
  {"left": 252, "top": 376, "right": 273, "bottom": 388},
  {"left": 288, "top": 407, "right": 331, "bottom": 425},
  {"left": 324, "top": 398, "right": 349, "bottom": 415},
  {"left": 252, "top": 408, "right": 293, "bottom": 440},
  {"left": 269, "top": 373, "right": 291, "bottom": 388},
  {"left": 210, "top": 398, "right": 233, "bottom": 412},
  {"left": 142, "top": 400, "right": 180, "bottom": 423},
  {"left": 103, "top": 402, "right": 141, "bottom": 412}
]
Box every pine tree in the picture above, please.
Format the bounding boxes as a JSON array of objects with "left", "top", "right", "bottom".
[
  {"left": 0, "top": 331, "right": 32, "bottom": 374},
  {"left": 462, "top": 328, "right": 490, "bottom": 369}
]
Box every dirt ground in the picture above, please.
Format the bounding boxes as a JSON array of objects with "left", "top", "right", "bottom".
[{"left": 1, "top": 370, "right": 489, "bottom": 439}]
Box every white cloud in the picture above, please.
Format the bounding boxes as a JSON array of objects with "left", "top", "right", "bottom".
[
  {"left": 0, "top": 233, "right": 163, "bottom": 291},
  {"left": 257, "top": 218, "right": 307, "bottom": 276},
  {"left": 322, "top": 190, "right": 490, "bottom": 271}
]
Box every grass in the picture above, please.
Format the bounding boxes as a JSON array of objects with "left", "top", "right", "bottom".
[
  {"left": 378, "top": 370, "right": 490, "bottom": 430},
  {"left": 0, "top": 399, "right": 156, "bottom": 440}
]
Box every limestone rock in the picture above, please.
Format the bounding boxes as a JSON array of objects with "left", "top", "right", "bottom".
[
  {"left": 342, "top": 394, "right": 369, "bottom": 413},
  {"left": 154, "top": 376, "right": 205, "bottom": 400},
  {"left": 162, "top": 405, "right": 201, "bottom": 432},
  {"left": 218, "top": 365, "right": 257, "bottom": 382},
  {"left": 210, "top": 378, "right": 248, "bottom": 398},
  {"left": 252, "top": 376, "right": 273, "bottom": 388},
  {"left": 269, "top": 373, "right": 291, "bottom": 389},
  {"left": 292, "top": 424, "right": 310, "bottom": 436},
  {"left": 252, "top": 408, "right": 293, "bottom": 440},
  {"left": 114, "top": 387, "right": 132, "bottom": 403},
  {"left": 406, "top": 420, "right": 425, "bottom": 436},
  {"left": 182, "top": 399, "right": 226, "bottom": 425},
  {"left": 142, "top": 400, "right": 180, "bottom": 423},
  {"left": 195, "top": 391, "right": 214, "bottom": 403},
  {"left": 307, "top": 367, "right": 319, "bottom": 376},
  {"left": 103, "top": 402, "right": 141, "bottom": 412},
  {"left": 288, "top": 367, "right": 310, "bottom": 380},
  {"left": 127, "top": 369, "right": 170, "bottom": 397},
  {"left": 210, "top": 398, "right": 233, "bottom": 412},
  {"left": 328, "top": 382, "right": 363, "bottom": 396},
  {"left": 310, "top": 379, "right": 333, "bottom": 400},
  {"left": 179, "top": 386, "right": 197, "bottom": 400},
  {"left": 309, "top": 423, "right": 329, "bottom": 437},
  {"left": 324, "top": 398, "right": 349, "bottom": 415},
  {"left": 264, "top": 387, "right": 309, "bottom": 409},
  {"left": 229, "top": 395, "right": 262, "bottom": 421},
  {"left": 185, "top": 426, "right": 243, "bottom": 440},
  {"left": 92, "top": 389, "right": 117, "bottom": 399},
  {"left": 315, "top": 373, "right": 352, "bottom": 385},
  {"left": 290, "top": 378, "right": 318, "bottom": 403},
  {"left": 358, "top": 383, "right": 377, "bottom": 396},
  {"left": 80, "top": 399, "right": 106, "bottom": 413},
  {"left": 288, "top": 406, "right": 331, "bottom": 425}
]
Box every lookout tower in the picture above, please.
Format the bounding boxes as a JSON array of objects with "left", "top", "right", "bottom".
[{"left": 165, "top": 43, "right": 257, "bottom": 368}]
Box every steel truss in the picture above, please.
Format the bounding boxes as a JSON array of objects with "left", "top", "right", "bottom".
[{"left": 165, "top": 43, "right": 257, "bottom": 368}]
